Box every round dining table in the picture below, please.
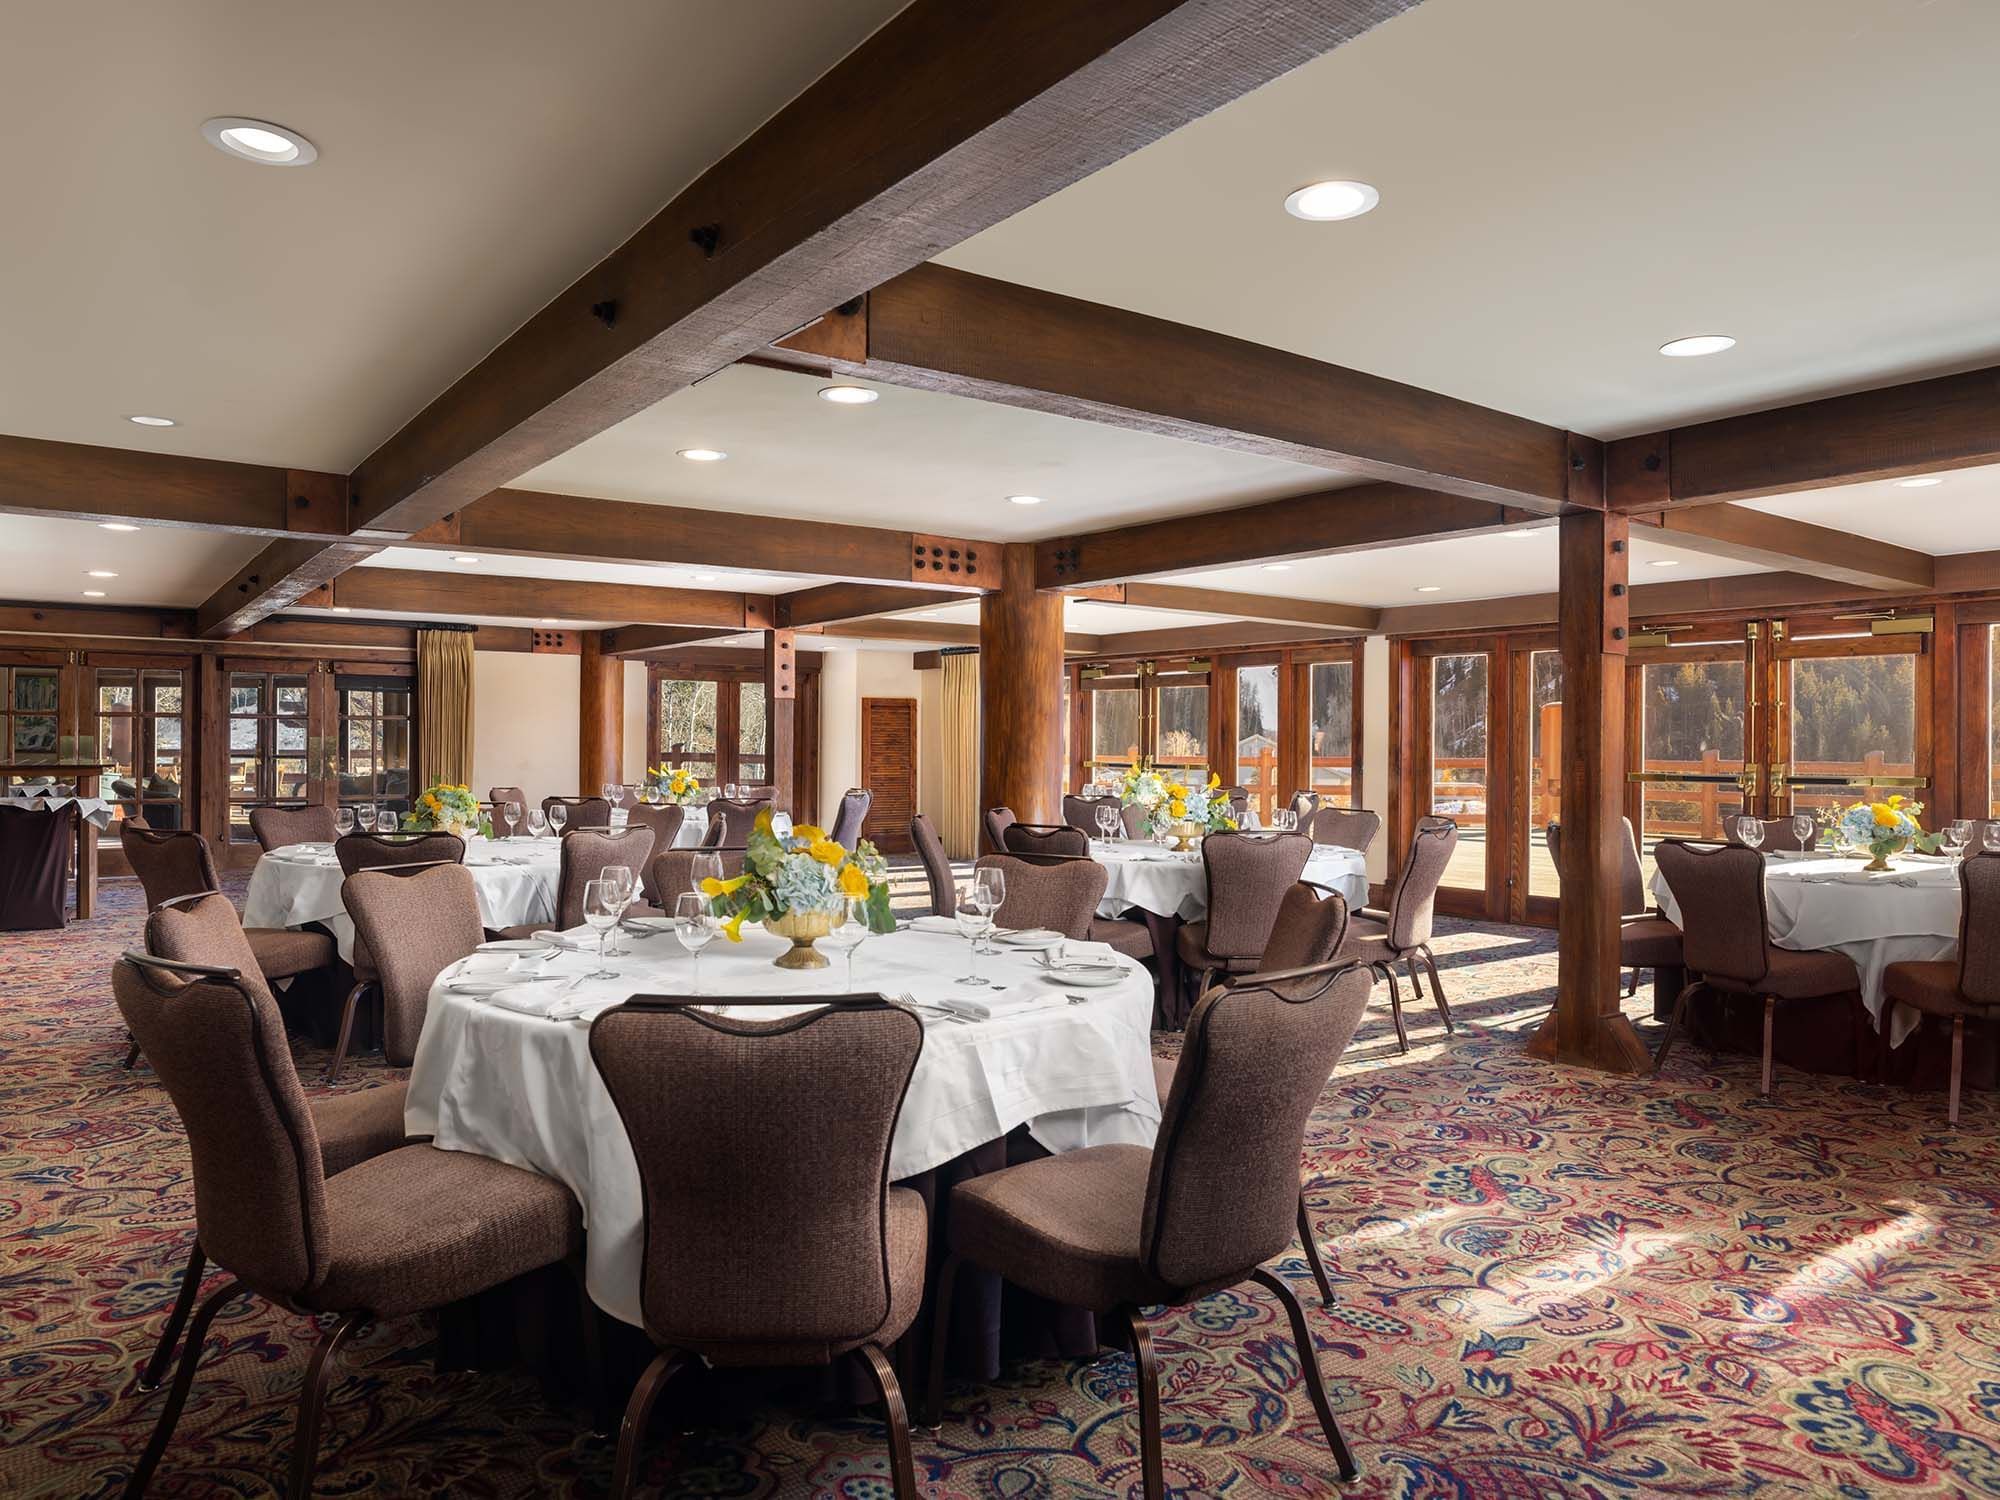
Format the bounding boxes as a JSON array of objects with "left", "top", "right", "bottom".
[
  {"left": 404, "top": 920, "right": 1161, "bottom": 1329},
  {"left": 1092, "top": 837, "right": 1369, "bottom": 920},
  {"left": 1649, "top": 851, "right": 1959, "bottom": 1046}
]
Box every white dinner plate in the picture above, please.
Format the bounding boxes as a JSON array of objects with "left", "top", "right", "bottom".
[
  {"left": 996, "top": 928, "right": 1063, "bottom": 946},
  {"left": 477, "top": 938, "right": 551, "bottom": 953},
  {"left": 446, "top": 977, "right": 524, "bottom": 996},
  {"left": 1040, "top": 967, "right": 1125, "bottom": 989}
]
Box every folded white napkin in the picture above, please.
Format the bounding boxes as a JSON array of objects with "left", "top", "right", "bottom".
[
  {"left": 909, "top": 915, "right": 964, "bottom": 935},
  {"left": 483, "top": 985, "right": 574, "bottom": 1017},
  {"left": 936, "top": 990, "right": 1046, "bottom": 1022}
]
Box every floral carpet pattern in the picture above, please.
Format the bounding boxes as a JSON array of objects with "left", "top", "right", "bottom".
[{"left": 4, "top": 881, "right": 1998, "bottom": 1497}]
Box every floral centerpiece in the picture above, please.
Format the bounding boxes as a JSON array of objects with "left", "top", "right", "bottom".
[
  {"left": 1834, "top": 794, "right": 1941, "bottom": 870},
  {"left": 701, "top": 808, "right": 895, "bottom": 968},
  {"left": 644, "top": 764, "right": 702, "bottom": 804},
  {"left": 1117, "top": 760, "right": 1238, "bottom": 848},
  {"left": 404, "top": 782, "right": 479, "bottom": 836}
]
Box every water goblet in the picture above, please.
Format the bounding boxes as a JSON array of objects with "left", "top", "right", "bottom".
[
  {"left": 526, "top": 807, "right": 549, "bottom": 839},
  {"left": 1984, "top": 824, "right": 2000, "bottom": 856},
  {"left": 548, "top": 802, "right": 569, "bottom": 836},
  {"left": 503, "top": 799, "right": 523, "bottom": 839},
  {"left": 356, "top": 805, "right": 376, "bottom": 833},
  {"left": 674, "top": 892, "right": 719, "bottom": 991},
  {"left": 954, "top": 892, "right": 994, "bottom": 986},
  {"left": 1096, "top": 804, "right": 1119, "bottom": 842},
  {"left": 378, "top": 809, "right": 399, "bottom": 834},
  {"left": 973, "top": 864, "right": 1006, "bottom": 952},
  {"left": 819, "top": 897, "right": 872, "bottom": 992},
  {"left": 690, "top": 852, "right": 724, "bottom": 895},
  {"left": 582, "top": 879, "right": 621, "bottom": 981},
  {"left": 601, "top": 864, "right": 635, "bottom": 952},
  {"left": 334, "top": 806, "right": 355, "bottom": 838},
  {"left": 1734, "top": 815, "right": 1765, "bottom": 851},
  {"left": 1791, "top": 813, "right": 1816, "bottom": 852},
  {"left": 1949, "top": 820, "right": 1974, "bottom": 862}
]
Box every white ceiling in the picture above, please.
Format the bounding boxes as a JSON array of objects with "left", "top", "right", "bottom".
[
  {"left": 0, "top": 515, "right": 261, "bottom": 608},
  {"left": 1738, "top": 465, "right": 2000, "bottom": 555},
  {"left": 0, "top": 0, "right": 907, "bottom": 471},
  {"left": 515, "top": 363, "right": 1344, "bottom": 537},
  {"left": 938, "top": 0, "right": 2000, "bottom": 440},
  {"left": 359, "top": 546, "right": 833, "bottom": 596},
  {"left": 918, "top": 598, "right": 1236, "bottom": 635}
]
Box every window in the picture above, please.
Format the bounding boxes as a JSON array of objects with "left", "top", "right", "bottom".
[
  {"left": 1307, "top": 660, "right": 1354, "bottom": 806},
  {"left": 648, "top": 667, "right": 808, "bottom": 797},
  {"left": 338, "top": 676, "right": 412, "bottom": 816},
  {"left": 1235, "top": 663, "right": 1280, "bottom": 823},
  {"left": 0, "top": 665, "right": 60, "bottom": 780},
  {"left": 1430, "top": 652, "right": 1490, "bottom": 891},
  {"left": 657, "top": 678, "right": 719, "bottom": 780},
  {"left": 1526, "top": 651, "right": 1563, "bottom": 898},
  {"left": 736, "top": 681, "right": 768, "bottom": 786},
  {"left": 97, "top": 667, "right": 187, "bottom": 834},
  {"left": 1993, "top": 626, "right": 2000, "bottom": 815},
  {"left": 1785, "top": 652, "right": 1917, "bottom": 822},
  {"left": 1089, "top": 685, "right": 1142, "bottom": 777},
  {"left": 228, "top": 670, "right": 311, "bottom": 842},
  {"left": 1153, "top": 680, "right": 1208, "bottom": 787}
]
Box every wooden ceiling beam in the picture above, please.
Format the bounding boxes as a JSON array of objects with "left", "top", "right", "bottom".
[
  {"left": 197, "top": 536, "right": 381, "bottom": 639},
  {"left": 813, "top": 618, "right": 1102, "bottom": 654},
  {"left": 345, "top": 0, "right": 1423, "bottom": 539},
  {"left": 1102, "top": 582, "right": 1378, "bottom": 632},
  {"left": 775, "top": 582, "right": 950, "bottom": 629},
  {"left": 1631, "top": 504, "right": 1934, "bottom": 593},
  {"left": 600, "top": 625, "right": 743, "bottom": 657},
  {"left": 0, "top": 435, "right": 347, "bottom": 537},
  {"left": 1081, "top": 618, "right": 1347, "bottom": 657},
  {"left": 326, "top": 568, "right": 774, "bottom": 628}
]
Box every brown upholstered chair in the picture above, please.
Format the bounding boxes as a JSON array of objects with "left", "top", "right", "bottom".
[
  {"left": 829, "top": 787, "right": 872, "bottom": 851},
  {"left": 333, "top": 830, "right": 466, "bottom": 877},
  {"left": 1062, "top": 794, "right": 1118, "bottom": 835},
  {"left": 1307, "top": 805, "right": 1382, "bottom": 856},
  {"left": 911, "top": 814, "right": 957, "bottom": 918},
  {"left": 974, "top": 853, "right": 1108, "bottom": 940},
  {"left": 1884, "top": 853, "right": 2000, "bottom": 1123},
  {"left": 114, "top": 952, "right": 584, "bottom": 1498},
  {"left": 1289, "top": 791, "right": 1319, "bottom": 823},
  {"left": 930, "top": 961, "right": 1373, "bottom": 1494},
  {"left": 494, "top": 826, "right": 656, "bottom": 938},
  {"left": 487, "top": 786, "right": 530, "bottom": 837},
  {"left": 648, "top": 847, "right": 748, "bottom": 911},
  {"left": 248, "top": 803, "right": 338, "bottom": 853},
  {"left": 700, "top": 796, "right": 771, "bottom": 847},
  {"left": 1223, "top": 786, "right": 1251, "bottom": 819},
  {"left": 1001, "top": 822, "right": 1089, "bottom": 863},
  {"left": 1546, "top": 818, "right": 1684, "bottom": 996},
  {"left": 1726, "top": 816, "right": 1820, "bottom": 853},
  {"left": 983, "top": 806, "right": 1016, "bottom": 854},
  {"left": 344, "top": 862, "right": 486, "bottom": 1069},
  {"left": 589, "top": 995, "right": 927, "bottom": 1499},
  {"left": 543, "top": 794, "right": 612, "bottom": 831},
  {"left": 1653, "top": 840, "right": 1859, "bottom": 1094},
  {"left": 1343, "top": 819, "right": 1458, "bottom": 1052},
  {"left": 625, "top": 804, "right": 687, "bottom": 907},
  {"left": 1175, "top": 831, "right": 1312, "bottom": 999}
]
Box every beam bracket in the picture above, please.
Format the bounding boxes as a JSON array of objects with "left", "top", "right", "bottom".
[{"left": 910, "top": 535, "right": 985, "bottom": 586}]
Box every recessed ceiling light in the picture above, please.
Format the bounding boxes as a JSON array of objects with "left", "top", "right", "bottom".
[
  {"left": 451, "top": 554, "right": 479, "bottom": 564},
  {"left": 1415, "top": 585, "right": 1443, "bottom": 593},
  {"left": 917, "top": 611, "right": 939, "bottom": 619},
  {"left": 539, "top": 617, "right": 559, "bottom": 624},
  {"left": 678, "top": 448, "right": 727, "bottom": 463},
  {"left": 1659, "top": 334, "right": 1736, "bottom": 358},
  {"left": 201, "top": 117, "right": 318, "bottom": 167},
  {"left": 86, "top": 570, "right": 119, "bottom": 579},
  {"left": 1649, "top": 559, "right": 1681, "bottom": 568},
  {"left": 1896, "top": 476, "right": 1944, "bottom": 488},
  {"left": 818, "top": 386, "right": 877, "bottom": 405},
  {"left": 82, "top": 590, "right": 106, "bottom": 598},
  {"left": 330, "top": 606, "right": 352, "bottom": 614},
  {"left": 1007, "top": 495, "right": 1044, "bottom": 506},
  {"left": 1262, "top": 563, "right": 1292, "bottom": 572},
  {"left": 694, "top": 572, "right": 718, "bottom": 583},
  {"left": 98, "top": 522, "right": 140, "bottom": 532},
  {"left": 1504, "top": 529, "right": 1539, "bottom": 539},
  {"left": 127, "top": 415, "right": 176, "bottom": 427},
  {"left": 1283, "top": 180, "right": 1380, "bottom": 222}
]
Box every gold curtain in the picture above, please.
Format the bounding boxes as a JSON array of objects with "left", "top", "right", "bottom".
[
  {"left": 416, "top": 629, "right": 475, "bottom": 789},
  {"left": 940, "top": 651, "right": 980, "bottom": 860}
]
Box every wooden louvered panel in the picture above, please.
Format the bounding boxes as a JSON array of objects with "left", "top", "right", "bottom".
[{"left": 860, "top": 697, "right": 916, "bottom": 853}]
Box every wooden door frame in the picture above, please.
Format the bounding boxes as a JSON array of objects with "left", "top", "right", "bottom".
[
  {"left": 859, "top": 695, "right": 917, "bottom": 852},
  {"left": 644, "top": 658, "right": 821, "bottom": 824}
]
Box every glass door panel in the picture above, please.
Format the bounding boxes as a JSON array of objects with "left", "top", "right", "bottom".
[
  {"left": 1234, "top": 664, "right": 1280, "bottom": 824},
  {"left": 1429, "top": 652, "right": 1489, "bottom": 892},
  {"left": 1778, "top": 642, "right": 1923, "bottom": 825},
  {"left": 1089, "top": 686, "right": 1142, "bottom": 780},
  {"left": 1525, "top": 650, "right": 1563, "bottom": 898},
  {"left": 1632, "top": 652, "right": 1751, "bottom": 880},
  {"left": 1153, "top": 680, "right": 1208, "bottom": 789},
  {"left": 736, "top": 681, "right": 768, "bottom": 786},
  {"left": 1991, "top": 625, "right": 2000, "bottom": 815},
  {"left": 657, "top": 679, "right": 719, "bottom": 782},
  {"left": 1307, "top": 660, "right": 1354, "bottom": 806}
]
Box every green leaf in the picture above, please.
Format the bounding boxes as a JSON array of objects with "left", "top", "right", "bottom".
[{"left": 864, "top": 882, "right": 896, "bottom": 934}]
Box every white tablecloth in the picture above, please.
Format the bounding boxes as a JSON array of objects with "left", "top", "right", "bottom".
[
  {"left": 3, "top": 791, "right": 116, "bottom": 829},
  {"left": 1092, "top": 839, "right": 1370, "bottom": 921},
  {"left": 405, "top": 921, "right": 1160, "bottom": 1325},
  {"left": 242, "top": 837, "right": 563, "bottom": 962},
  {"left": 1650, "top": 853, "right": 1959, "bottom": 1046}
]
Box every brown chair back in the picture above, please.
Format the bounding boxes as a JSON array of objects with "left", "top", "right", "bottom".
[
  {"left": 1258, "top": 883, "right": 1351, "bottom": 971},
  {"left": 702, "top": 798, "right": 771, "bottom": 848},
  {"left": 543, "top": 795, "right": 612, "bottom": 831},
  {"left": 911, "top": 814, "right": 956, "bottom": 918},
  {"left": 1653, "top": 840, "right": 1770, "bottom": 986},
  {"left": 626, "top": 804, "right": 687, "bottom": 904},
  {"left": 1002, "top": 822, "right": 1089, "bottom": 863},
  {"left": 146, "top": 891, "right": 275, "bottom": 1005},
  {"left": 1223, "top": 787, "right": 1251, "bottom": 818},
  {"left": 554, "top": 827, "right": 657, "bottom": 928},
  {"left": 829, "top": 789, "right": 872, "bottom": 851},
  {"left": 1200, "top": 831, "right": 1312, "bottom": 959},
  {"left": 650, "top": 847, "right": 748, "bottom": 909},
  {"left": 974, "top": 853, "right": 1107, "bottom": 939},
  {"left": 1289, "top": 791, "right": 1318, "bottom": 822},
  {"left": 1061, "top": 795, "right": 1113, "bottom": 835},
  {"left": 1141, "top": 961, "right": 1371, "bottom": 1293},
  {"left": 335, "top": 830, "right": 466, "bottom": 876},
  {"left": 983, "top": 806, "right": 1016, "bottom": 854},
  {"left": 247, "top": 803, "right": 338, "bottom": 853},
  {"left": 1956, "top": 853, "right": 2000, "bottom": 1008},
  {"left": 488, "top": 786, "right": 530, "bottom": 836},
  {"left": 588, "top": 996, "right": 923, "bottom": 1360},
  {"left": 120, "top": 824, "right": 221, "bottom": 909},
  {"left": 1383, "top": 819, "right": 1457, "bottom": 951},
  {"left": 1726, "top": 816, "right": 1819, "bottom": 854},
  {"left": 345, "top": 862, "right": 486, "bottom": 1064},
  {"left": 1307, "top": 805, "right": 1381, "bottom": 856},
  {"left": 111, "top": 952, "right": 329, "bottom": 1302},
  {"left": 1545, "top": 816, "right": 1650, "bottom": 917},
  {"left": 0, "top": 804, "right": 73, "bottom": 930}
]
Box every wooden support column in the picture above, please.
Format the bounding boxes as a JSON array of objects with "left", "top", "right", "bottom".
[
  {"left": 1530, "top": 510, "right": 1651, "bottom": 1073},
  {"left": 578, "top": 631, "right": 623, "bottom": 794},
  {"left": 980, "top": 544, "right": 1065, "bottom": 845},
  {"left": 764, "top": 628, "right": 797, "bottom": 815}
]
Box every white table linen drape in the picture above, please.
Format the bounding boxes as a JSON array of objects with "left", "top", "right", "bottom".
[{"left": 1092, "top": 839, "right": 1369, "bottom": 921}]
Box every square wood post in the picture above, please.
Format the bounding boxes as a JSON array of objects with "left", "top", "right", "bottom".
[
  {"left": 980, "top": 544, "right": 1065, "bottom": 843},
  {"left": 764, "top": 628, "right": 797, "bottom": 814},
  {"left": 1530, "top": 506, "right": 1650, "bottom": 1072},
  {"left": 578, "top": 631, "right": 623, "bottom": 795}
]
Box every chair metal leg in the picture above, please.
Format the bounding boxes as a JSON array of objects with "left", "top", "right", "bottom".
[
  {"left": 124, "top": 1278, "right": 244, "bottom": 1498},
  {"left": 1404, "top": 954, "right": 1423, "bottom": 1000},
  {"left": 1624, "top": 968, "right": 1640, "bottom": 998},
  {"left": 1251, "top": 1268, "right": 1359, "bottom": 1482},
  {"left": 287, "top": 1310, "right": 366, "bottom": 1500},
  {"left": 1120, "top": 1308, "right": 1164, "bottom": 1500},
  {"left": 566, "top": 1254, "right": 611, "bottom": 1436},
  {"left": 1297, "top": 1190, "right": 1335, "bottom": 1308},
  {"left": 608, "top": 1348, "right": 688, "bottom": 1500},
  {"left": 856, "top": 1341, "right": 920, "bottom": 1500},
  {"left": 1419, "top": 946, "right": 1455, "bottom": 1034},
  {"left": 1651, "top": 982, "right": 1700, "bottom": 1074},
  {"left": 325, "top": 982, "right": 367, "bottom": 1085},
  {"left": 1950, "top": 1016, "right": 1964, "bottom": 1126},
  {"left": 1761, "top": 996, "right": 1775, "bottom": 1095},
  {"left": 1375, "top": 963, "right": 1409, "bottom": 1053},
  {"left": 138, "top": 1241, "right": 206, "bottom": 1390},
  {"left": 925, "top": 1251, "right": 962, "bottom": 1432},
  {"left": 123, "top": 1034, "right": 142, "bottom": 1069}
]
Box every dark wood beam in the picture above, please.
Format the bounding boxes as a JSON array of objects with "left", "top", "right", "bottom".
[
  {"left": 842, "top": 264, "right": 1576, "bottom": 511},
  {"left": 1034, "top": 483, "right": 1519, "bottom": 589},
  {"left": 814, "top": 618, "right": 1103, "bottom": 654},
  {"left": 1632, "top": 504, "right": 1935, "bottom": 592},
  {"left": 776, "top": 582, "right": 948, "bottom": 629},
  {"left": 1608, "top": 364, "right": 2000, "bottom": 507},
  {"left": 197, "top": 536, "right": 380, "bottom": 639},
  {"left": 1103, "top": 582, "right": 1378, "bottom": 632},
  {"left": 600, "top": 625, "right": 743, "bottom": 657},
  {"left": 1082, "top": 619, "right": 1344, "bottom": 657},
  {"left": 0, "top": 435, "right": 347, "bottom": 537},
  {"left": 327, "top": 567, "right": 771, "bottom": 628},
  {"left": 764, "top": 628, "right": 799, "bottom": 812},
  {"left": 348, "top": 0, "right": 1422, "bottom": 537}
]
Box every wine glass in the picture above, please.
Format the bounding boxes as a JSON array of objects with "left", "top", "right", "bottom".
[
  {"left": 1791, "top": 813, "right": 1815, "bottom": 853},
  {"left": 973, "top": 865, "right": 1006, "bottom": 952},
  {"left": 724, "top": 783, "right": 739, "bottom": 803},
  {"left": 1946, "top": 819, "right": 1972, "bottom": 863},
  {"left": 954, "top": 889, "right": 993, "bottom": 986},
  {"left": 1983, "top": 824, "right": 2000, "bottom": 856},
  {"left": 356, "top": 805, "right": 376, "bottom": 833},
  {"left": 548, "top": 802, "right": 569, "bottom": 837},
  {"left": 1096, "top": 804, "right": 1119, "bottom": 842},
  {"left": 691, "top": 852, "right": 724, "bottom": 894},
  {"left": 1272, "top": 807, "right": 1297, "bottom": 833},
  {"left": 582, "top": 879, "right": 621, "bottom": 980},
  {"left": 820, "top": 897, "right": 872, "bottom": 992},
  {"left": 1735, "top": 815, "right": 1765, "bottom": 851},
  {"left": 526, "top": 807, "right": 548, "bottom": 839},
  {"left": 378, "top": 809, "right": 399, "bottom": 834},
  {"left": 674, "top": 892, "right": 719, "bottom": 991},
  {"left": 600, "top": 864, "right": 635, "bottom": 952},
  {"left": 503, "top": 799, "right": 523, "bottom": 839},
  {"left": 334, "top": 806, "right": 355, "bottom": 838}
]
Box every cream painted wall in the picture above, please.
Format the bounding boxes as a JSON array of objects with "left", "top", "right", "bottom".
[
  {"left": 817, "top": 649, "right": 860, "bottom": 816},
  {"left": 472, "top": 650, "right": 580, "bottom": 805},
  {"left": 1362, "top": 635, "right": 1391, "bottom": 887},
  {"left": 815, "top": 647, "right": 943, "bottom": 828},
  {"left": 622, "top": 660, "right": 647, "bottom": 782}
]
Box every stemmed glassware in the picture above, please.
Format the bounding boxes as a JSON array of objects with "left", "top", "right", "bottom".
[
  {"left": 819, "top": 897, "right": 872, "bottom": 992},
  {"left": 1792, "top": 813, "right": 1816, "bottom": 852},
  {"left": 378, "top": 809, "right": 399, "bottom": 834},
  {"left": 1735, "top": 815, "right": 1765, "bottom": 851},
  {"left": 582, "top": 879, "right": 621, "bottom": 980},
  {"left": 1095, "top": 803, "right": 1120, "bottom": 842},
  {"left": 356, "top": 805, "right": 377, "bottom": 833},
  {"left": 973, "top": 865, "right": 1005, "bottom": 952},
  {"left": 526, "top": 807, "right": 549, "bottom": 839},
  {"left": 674, "top": 892, "right": 719, "bottom": 991},
  {"left": 603, "top": 782, "right": 626, "bottom": 828},
  {"left": 690, "top": 852, "right": 723, "bottom": 894},
  {"left": 548, "top": 802, "right": 569, "bottom": 837},
  {"left": 503, "top": 799, "right": 524, "bottom": 839},
  {"left": 600, "top": 865, "right": 635, "bottom": 953},
  {"left": 724, "top": 783, "right": 739, "bottom": 802},
  {"left": 1983, "top": 823, "right": 2000, "bottom": 856},
  {"left": 334, "top": 806, "right": 355, "bottom": 838},
  {"left": 954, "top": 887, "right": 994, "bottom": 986},
  {"left": 1271, "top": 807, "right": 1297, "bottom": 833},
  {"left": 1946, "top": 820, "right": 1973, "bottom": 863}
]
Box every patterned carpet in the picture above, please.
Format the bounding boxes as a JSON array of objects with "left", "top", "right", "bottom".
[{"left": 4, "top": 878, "right": 1998, "bottom": 1498}]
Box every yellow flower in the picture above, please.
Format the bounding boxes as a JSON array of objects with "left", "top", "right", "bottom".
[
  {"left": 838, "top": 863, "right": 871, "bottom": 899},
  {"left": 754, "top": 807, "right": 774, "bottom": 835},
  {"left": 792, "top": 824, "right": 827, "bottom": 843},
  {"left": 1870, "top": 803, "right": 1898, "bottom": 828},
  {"left": 721, "top": 909, "right": 748, "bottom": 942},
  {"left": 1887, "top": 794, "right": 1906, "bottom": 809},
  {"left": 808, "top": 838, "right": 847, "bottom": 866},
  {"left": 1169, "top": 800, "right": 1187, "bottom": 820},
  {"left": 700, "top": 874, "right": 750, "bottom": 898}
]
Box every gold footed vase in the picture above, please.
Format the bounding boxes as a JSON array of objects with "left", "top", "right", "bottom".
[
  {"left": 1862, "top": 838, "right": 1908, "bottom": 872},
  {"left": 765, "top": 908, "right": 835, "bottom": 970}
]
